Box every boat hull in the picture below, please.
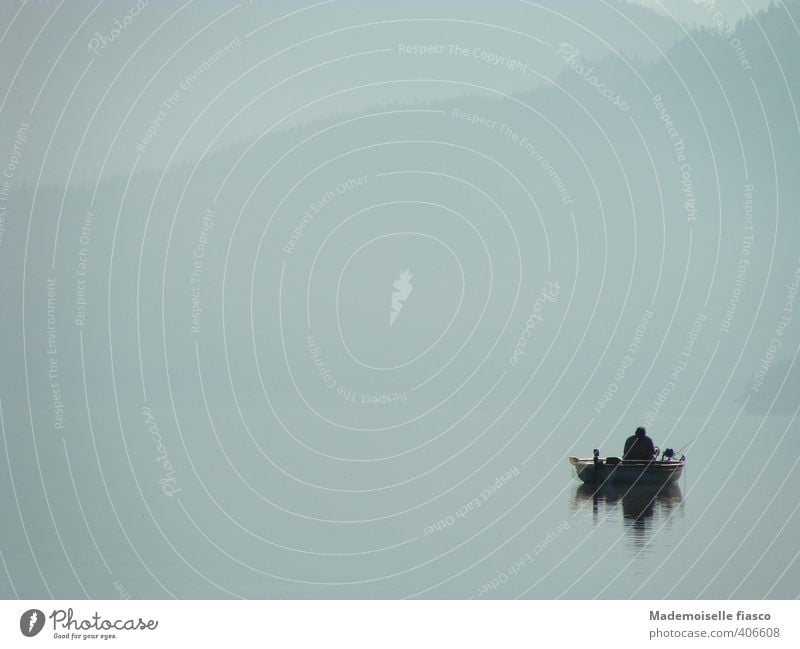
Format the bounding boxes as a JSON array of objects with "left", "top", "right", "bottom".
[{"left": 569, "top": 456, "right": 684, "bottom": 485}]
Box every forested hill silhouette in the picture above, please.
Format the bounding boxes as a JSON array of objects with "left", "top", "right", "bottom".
[{"left": 6, "top": 0, "right": 798, "bottom": 421}]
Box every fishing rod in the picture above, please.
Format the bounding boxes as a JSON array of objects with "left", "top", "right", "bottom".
[{"left": 674, "top": 426, "right": 712, "bottom": 456}]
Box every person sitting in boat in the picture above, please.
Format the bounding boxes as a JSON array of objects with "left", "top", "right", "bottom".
[{"left": 623, "top": 427, "right": 656, "bottom": 461}]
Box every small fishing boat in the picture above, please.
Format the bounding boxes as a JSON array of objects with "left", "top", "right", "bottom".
[{"left": 569, "top": 449, "right": 685, "bottom": 485}]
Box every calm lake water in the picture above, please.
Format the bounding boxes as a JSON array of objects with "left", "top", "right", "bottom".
[
  {"left": 1, "top": 414, "right": 797, "bottom": 599},
  {"left": 546, "top": 415, "right": 800, "bottom": 599}
]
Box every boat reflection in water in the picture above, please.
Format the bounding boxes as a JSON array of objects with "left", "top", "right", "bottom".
[{"left": 572, "top": 482, "right": 684, "bottom": 552}]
